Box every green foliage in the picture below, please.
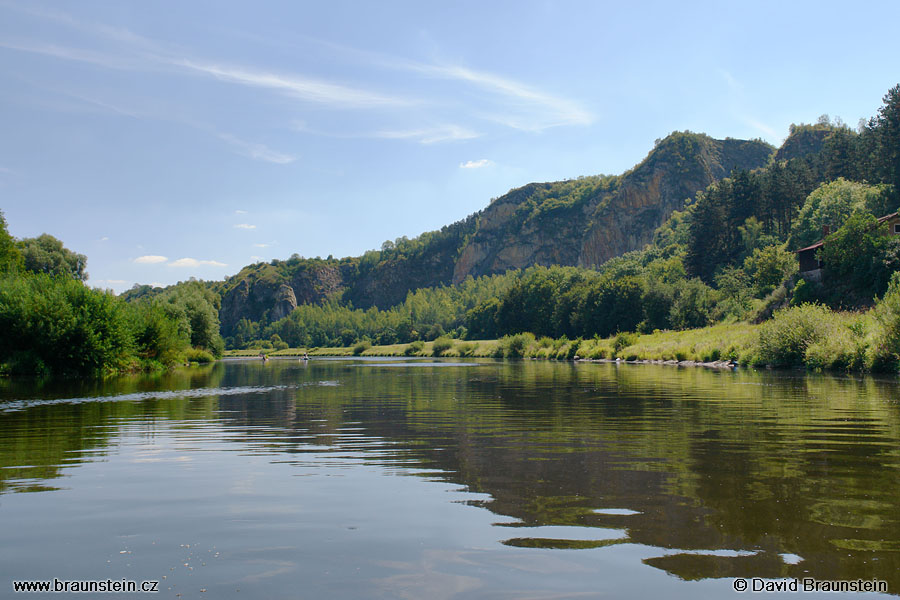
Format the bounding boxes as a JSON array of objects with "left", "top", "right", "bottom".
[
  {"left": 18, "top": 234, "right": 87, "bottom": 281},
  {"left": 789, "top": 179, "right": 892, "bottom": 249},
  {"left": 431, "top": 337, "right": 454, "bottom": 356},
  {"left": 352, "top": 340, "right": 371, "bottom": 355},
  {"left": 498, "top": 332, "right": 535, "bottom": 358},
  {"left": 0, "top": 273, "right": 135, "bottom": 376},
  {"left": 613, "top": 331, "right": 638, "bottom": 354},
  {"left": 0, "top": 210, "right": 23, "bottom": 274},
  {"left": 185, "top": 347, "right": 215, "bottom": 364},
  {"left": 869, "top": 273, "right": 900, "bottom": 371},
  {"left": 405, "top": 340, "right": 425, "bottom": 356},
  {"left": 743, "top": 244, "right": 797, "bottom": 297},
  {"left": 756, "top": 304, "right": 835, "bottom": 367},
  {"left": 669, "top": 278, "right": 718, "bottom": 330},
  {"left": 818, "top": 213, "right": 899, "bottom": 296}
]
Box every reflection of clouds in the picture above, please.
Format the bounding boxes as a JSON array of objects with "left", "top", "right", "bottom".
[
  {"left": 130, "top": 447, "right": 193, "bottom": 464},
  {"left": 375, "top": 550, "right": 482, "bottom": 600},
  {"left": 240, "top": 559, "right": 297, "bottom": 582},
  {"left": 374, "top": 548, "right": 596, "bottom": 600}
]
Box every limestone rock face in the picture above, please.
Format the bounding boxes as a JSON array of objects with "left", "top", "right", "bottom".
[
  {"left": 451, "top": 134, "right": 774, "bottom": 281},
  {"left": 217, "top": 132, "right": 775, "bottom": 329}
]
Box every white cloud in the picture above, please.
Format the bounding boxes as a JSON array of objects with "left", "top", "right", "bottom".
[
  {"left": 99, "top": 236, "right": 109, "bottom": 241},
  {"left": 374, "top": 125, "right": 479, "bottom": 144},
  {"left": 235, "top": 209, "right": 248, "bottom": 214},
  {"left": 176, "top": 59, "right": 410, "bottom": 108},
  {"left": 253, "top": 243, "right": 272, "bottom": 248},
  {"left": 134, "top": 255, "right": 168, "bottom": 264},
  {"left": 408, "top": 63, "right": 593, "bottom": 131},
  {"left": 168, "top": 258, "right": 227, "bottom": 268},
  {"left": 460, "top": 159, "right": 493, "bottom": 169},
  {"left": 217, "top": 133, "right": 295, "bottom": 164},
  {"left": 234, "top": 223, "right": 256, "bottom": 229},
  {"left": 97, "top": 279, "right": 127, "bottom": 285}
]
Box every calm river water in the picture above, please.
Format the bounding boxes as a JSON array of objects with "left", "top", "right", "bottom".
[{"left": 1, "top": 358, "right": 899, "bottom": 599}]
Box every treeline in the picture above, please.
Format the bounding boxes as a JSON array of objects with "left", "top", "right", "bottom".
[
  {"left": 230, "top": 272, "right": 515, "bottom": 349},
  {"left": 0, "top": 212, "right": 224, "bottom": 377}
]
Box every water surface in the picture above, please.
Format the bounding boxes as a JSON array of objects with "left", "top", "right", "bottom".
[{"left": 2, "top": 358, "right": 899, "bottom": 598}]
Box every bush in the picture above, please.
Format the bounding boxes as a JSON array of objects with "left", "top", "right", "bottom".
[
  {"left": 756, "top": 303, "right": 834, "bottom": 367},
  {"left": 353, "top": 340, "right": 371, "bottom": 355},
  {"left": 868, "top": 273, "right": 900, "bottom": 371},
  {"left": 500, "top": 332, "right": 535, "bottom": 358},
  {"left": 457, "top": 342, "right": 476, "bottom": 357},
  {"left": 404, "top": 340, "right": 425, "bottom": 356},
  {"left": 185, "top": 347, "right": 215, "bottom": 364},
  {"left": 613, "top": 331, "right": 638, "bottom": 354},
  {"left": 432, "top": 337, "right": 454, "bottom": 356}
]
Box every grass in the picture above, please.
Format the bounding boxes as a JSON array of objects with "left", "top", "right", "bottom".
[
  {"left": 221, "top": 325, "right": 757, "bottom": 364},
  {"left": 220, "top": 293, "right": 900, "bottom": 374}
]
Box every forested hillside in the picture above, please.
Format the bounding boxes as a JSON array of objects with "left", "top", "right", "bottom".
[
  {"left": 7, "top": 83, "right": 898, "bottom": 371},
  {"left": 207, "top": 131, "right": 773, "bottom": 338},
  {"left": 204, "top": 83, "right": 900, "bottom": 352}
]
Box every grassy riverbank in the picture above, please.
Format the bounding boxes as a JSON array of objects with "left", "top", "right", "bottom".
[
  {"left": 224, "top": 323, "right": 760, "bottom": 364},
  {"left": 224, "top": 297, "right": 900, "bottom": 374}
]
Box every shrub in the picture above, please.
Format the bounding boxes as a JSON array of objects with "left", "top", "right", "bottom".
[
  {"left": 404, "top": 340, "right": 425, "bottom": 356},
  {"left": 353, "top": 340, "right": 371, "bottom": 355},
  {"left": 457, "top": 342, "right": 476, "bottom": 357},
  {"left": 756, "top": 303, "right": 834, "bottom": 367},
  {"left": 432, "top": 337, "right": 454, "bottom": 356},
  {"left": 185, "top": 347, "right": 215, "bottom": 364},
  {"left": 613, "top": 331, "right": 638, "bottom": 354},
  {"left": 499, "top": 332, "right": 535, "bottom": 358}
]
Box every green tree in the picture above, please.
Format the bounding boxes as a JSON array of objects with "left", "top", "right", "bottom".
[
  {"left": 18, "top": 234, "right": 88, "bottom": 281},
  {"left": 0, "top": 210, "right": 22, "bottom": 273},
  {"left": 789, "top": 179, "right": 892, "bottom": 249}
]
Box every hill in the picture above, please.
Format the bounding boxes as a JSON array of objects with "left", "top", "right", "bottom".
[{"left": 215, "top": 132, "right": 774, "bottom": 335}]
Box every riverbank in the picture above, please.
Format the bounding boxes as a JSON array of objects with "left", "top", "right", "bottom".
[
  {"left": 223, "top": 322, "right": 759, "bottom": 365},
  {"left": 223, "top": 306, "right": 900, "bottom": 374}
]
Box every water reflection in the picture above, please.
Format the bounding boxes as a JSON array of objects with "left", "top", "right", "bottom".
[{"left": 1, "top": 359, "right": 899, "bottom": 596}]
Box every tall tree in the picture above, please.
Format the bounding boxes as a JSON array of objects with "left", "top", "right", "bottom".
[
  {"left": 875, "top": 84, "right": 900, "bottom": 196},
  {"left": 0, "top": 210, "right": 22, "bottom": 273},
  {"left": 18, "top": 234, "right": 88, "bottom": 281}
]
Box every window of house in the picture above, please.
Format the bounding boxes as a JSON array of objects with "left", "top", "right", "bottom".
[{"left": 894, "top": 223, "right": 900, "bottom": 234}]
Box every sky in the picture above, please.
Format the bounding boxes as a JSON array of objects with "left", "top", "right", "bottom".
[{"left": 1, "top": 0, "right": 898, "bottom": 293}]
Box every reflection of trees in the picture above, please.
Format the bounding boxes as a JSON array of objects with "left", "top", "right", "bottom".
[
  {"left": 0, "top": 364, "right": 225, "bottom": 493},
  {"left": 2, "top": 359, "right": 900, "bottom": 588}
]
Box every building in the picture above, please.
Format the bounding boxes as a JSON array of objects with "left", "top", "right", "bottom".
[{"left": 797, "top": 212, "right": 900, "bottom": 276}]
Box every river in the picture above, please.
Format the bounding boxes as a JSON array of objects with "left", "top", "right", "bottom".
[{"left": 1, "top": 358, "right": 898, "bottom": 598}]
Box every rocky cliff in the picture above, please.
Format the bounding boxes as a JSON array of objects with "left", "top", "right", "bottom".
[
  {"left": 217, "top": 132, "right": 774, "bottom": 332},
  {"left": 452, "top": 133, "right": 774, "bottom": 282}
]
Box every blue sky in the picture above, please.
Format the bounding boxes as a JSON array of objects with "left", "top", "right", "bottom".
[{"left": 1, "top": 0, "right": 898, "bottom": 293}]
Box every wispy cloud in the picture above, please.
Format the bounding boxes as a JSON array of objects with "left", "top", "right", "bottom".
[
  {"left": 176, "top": 59, "right": 410, "bottom": 108},
  {"left": 0, "top": 38, "right": 142, "bottom": 70},
  {"left": 134, "top": 255, "right": 168, "bottom": 264},
  {"left": 99, "top": 236, "right": 109, "bottom": 241},
  {"left": 407, "top": 63, "right": 593, "bottom": 131},
  {"left": 217, "top": 133, "right": 295, "bottom": 164},
  {"left": 234, "top": 223, "right": 256, "bottom": 229},
  {"left": 253, "top": 242, "right": 273, "bottom": 248},
  {"left": 168, "top": 258, "right": 227, "bottom": 268},
  {"left": 235, "top": 209, "right": 247, "bottom": 215},
  {"left": 373, "top": 125, "right": 479, "bottom": 144},
  {"left": 460, "top": 159, "right": 492, "bottom": 169}
]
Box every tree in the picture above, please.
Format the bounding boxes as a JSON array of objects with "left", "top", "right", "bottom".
[
  {"left": 0, "top": 210, "right": 22, "bottom": 273},
  {"left": 874, "top": 84, "right": 900, "bottom": 196},
  {"left": 18, "top": 234, "right": 88, "bottom": 281},
  {"left": 789, "top": 179, "right": 891, "bottom": 249}
]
